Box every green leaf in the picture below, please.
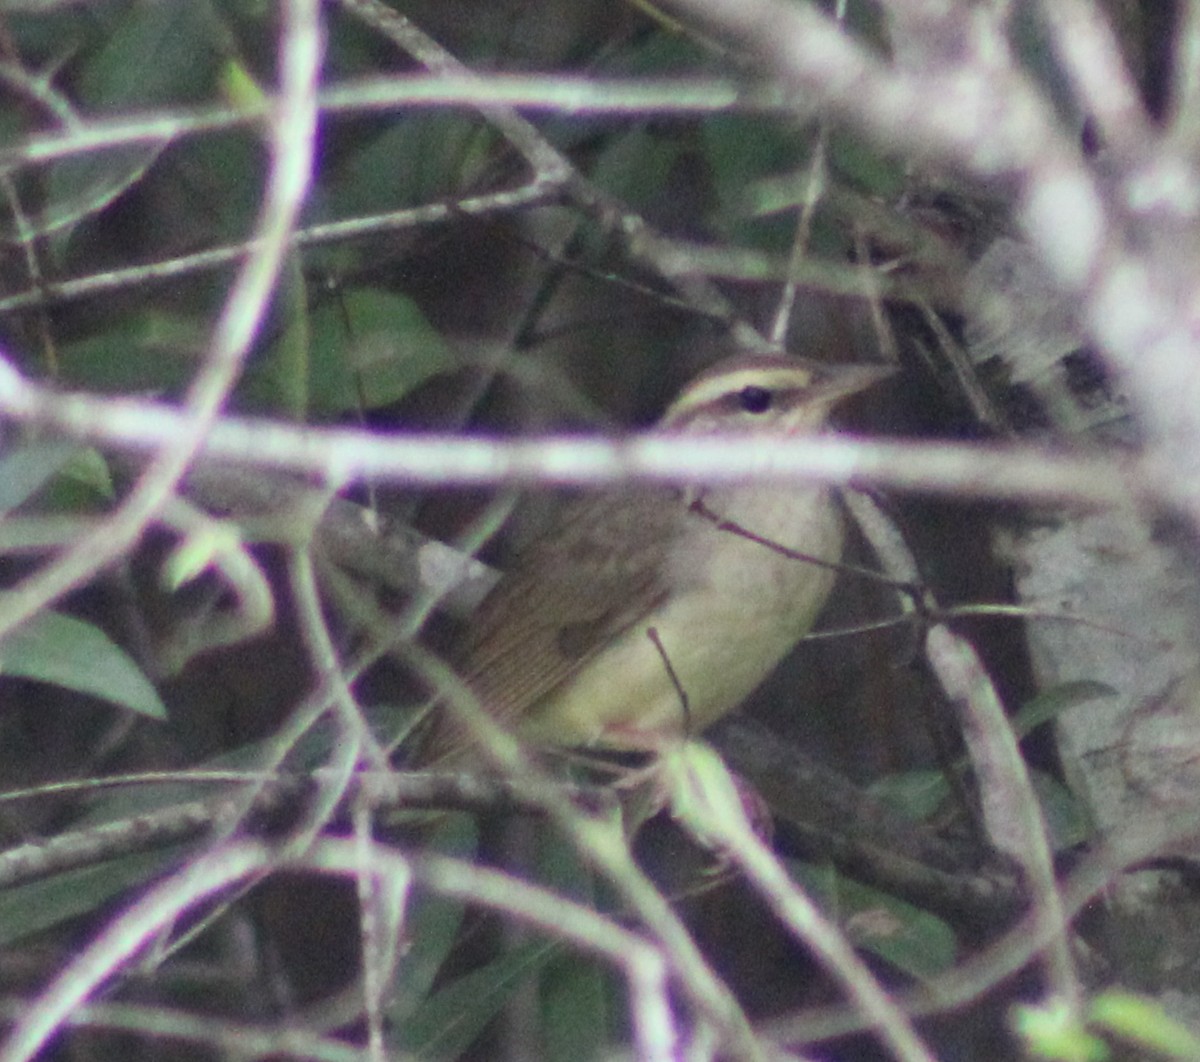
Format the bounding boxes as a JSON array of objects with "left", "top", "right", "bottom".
[
  {"left": 40, "top": 147, "right": 161, "bottom": 240},
  {"left": 702, "top": 113, "right": 816, "bottom": 250},
  {"left": 55, "top": 447, "right": 115, "bottom": 503},
  {"left": 868, "top": 769, "right": 950, "bottom": 822},
  {"left": 57, "top": 310, "right": 207, "bottom": 395},
  {"left": 322, "top": 113, "right": 492, "bottom": 220},
  {"left": 163, "top": 522, "right": 247, "bottom": 591},
  {"left": 252, "top": 257, "right": 311, "bottom": 419},
  {"left": 788, "top": 860, "right": 957, "bottom": 980},
  {"left": 1090, "top": 991, "right": 1200, "bottom": 1059},
  {"left": 0, "top": 440, "right": 81, "bottom": 515},
  {"left": 389, "top": 815, "right": 478, "bottom": 1020},
  {"left": 40, "top": 1, "right": 223, "bottom": 241},
  {"left": 1013, "top": 998, "right": 1110, "bottom": 1062},
  {"left": 36, "top": 447, "right": 116, "bottom": 512},
  {"left": 0, "top": 606, "right": 166, "bottom": 719},
  {"left": 661, "top": 739, "right": 747, "bottom": 848},
  {"left": 165, "top": 131, "right": 266, "bottom": 245},
  {"left": 219, "top": 57, "right": 268, "bottom": 110},
  {"left": 1012, "top": 681, "right": 1116, "bottom": 740},
  {"left": 587, "top": 125, "right": 683, "bottom": 221},
  {"left": 870, "top": 680, "right": 1115, "bottom": 827},
  {"left": 530, "top": 820, "right": 615, "bottom": 1061},
  {"left": 247, "top": 288, "right": 456, "bottom": 417},
  {"left": 0, "top": 850, "right": 182, "bottom": 946},
  {"left": 541, "top": 949, "right": 612, "bottom": 1062},
  {"left": 827, "top": 130, "right": 906, "bottom": 198},
  {"left": 1031, "top": 769, "right": 1093, "bottom": 850},
  {"left": 76, "top": 2, "right": 221, "bottom": 109},
  {"left": 393, "top": 938, "right": 557, "bottom": 1058}
]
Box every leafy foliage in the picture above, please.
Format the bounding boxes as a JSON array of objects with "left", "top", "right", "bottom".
[{"left": 0, "top": 2, "right": 1188, "bottom": 1062}]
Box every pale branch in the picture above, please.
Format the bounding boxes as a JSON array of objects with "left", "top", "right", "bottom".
[{"left": 0, "top": 357, "right": 1155, "bottom": 506}]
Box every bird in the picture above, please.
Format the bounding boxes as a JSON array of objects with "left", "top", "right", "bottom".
[{"left": 415, "top": 353, "right": 890, "bottom": 765}]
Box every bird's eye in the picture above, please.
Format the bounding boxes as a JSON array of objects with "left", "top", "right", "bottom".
[{"left": 738, "top": 386, "right": 773, "bottom": 414}]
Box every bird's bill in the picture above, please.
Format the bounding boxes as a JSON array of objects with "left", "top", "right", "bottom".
[{"left": 808, "top": 360, "right": 895, "bottom": 408}]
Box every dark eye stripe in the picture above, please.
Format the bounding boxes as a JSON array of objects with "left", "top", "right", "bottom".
[{"left": 738, "top": 386, "right": 772, "bottom": 414}]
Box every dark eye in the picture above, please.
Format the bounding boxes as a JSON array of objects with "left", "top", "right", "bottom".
[{"left": 738, "top": 386, "right": 773, "bottom": 414}]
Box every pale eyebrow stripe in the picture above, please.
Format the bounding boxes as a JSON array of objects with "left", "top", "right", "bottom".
[{"left": 666, "top": 368, "right": 815, "bottom": 417}]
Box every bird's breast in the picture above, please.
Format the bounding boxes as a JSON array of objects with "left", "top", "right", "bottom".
[{"left": 517, "top": 484, "right": 844, "bottom": 749}]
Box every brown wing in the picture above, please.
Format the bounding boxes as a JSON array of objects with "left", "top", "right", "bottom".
[
  {"left": 418, "top": 487, "right": 683, "bottom": 762},
  {"left": 464, "top": 486, "right": 683, "bottom": 722}
]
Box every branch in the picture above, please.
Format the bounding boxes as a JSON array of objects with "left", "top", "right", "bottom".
[{"left": 0, "top": 359, "right": 1156, "bottom": 506}]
